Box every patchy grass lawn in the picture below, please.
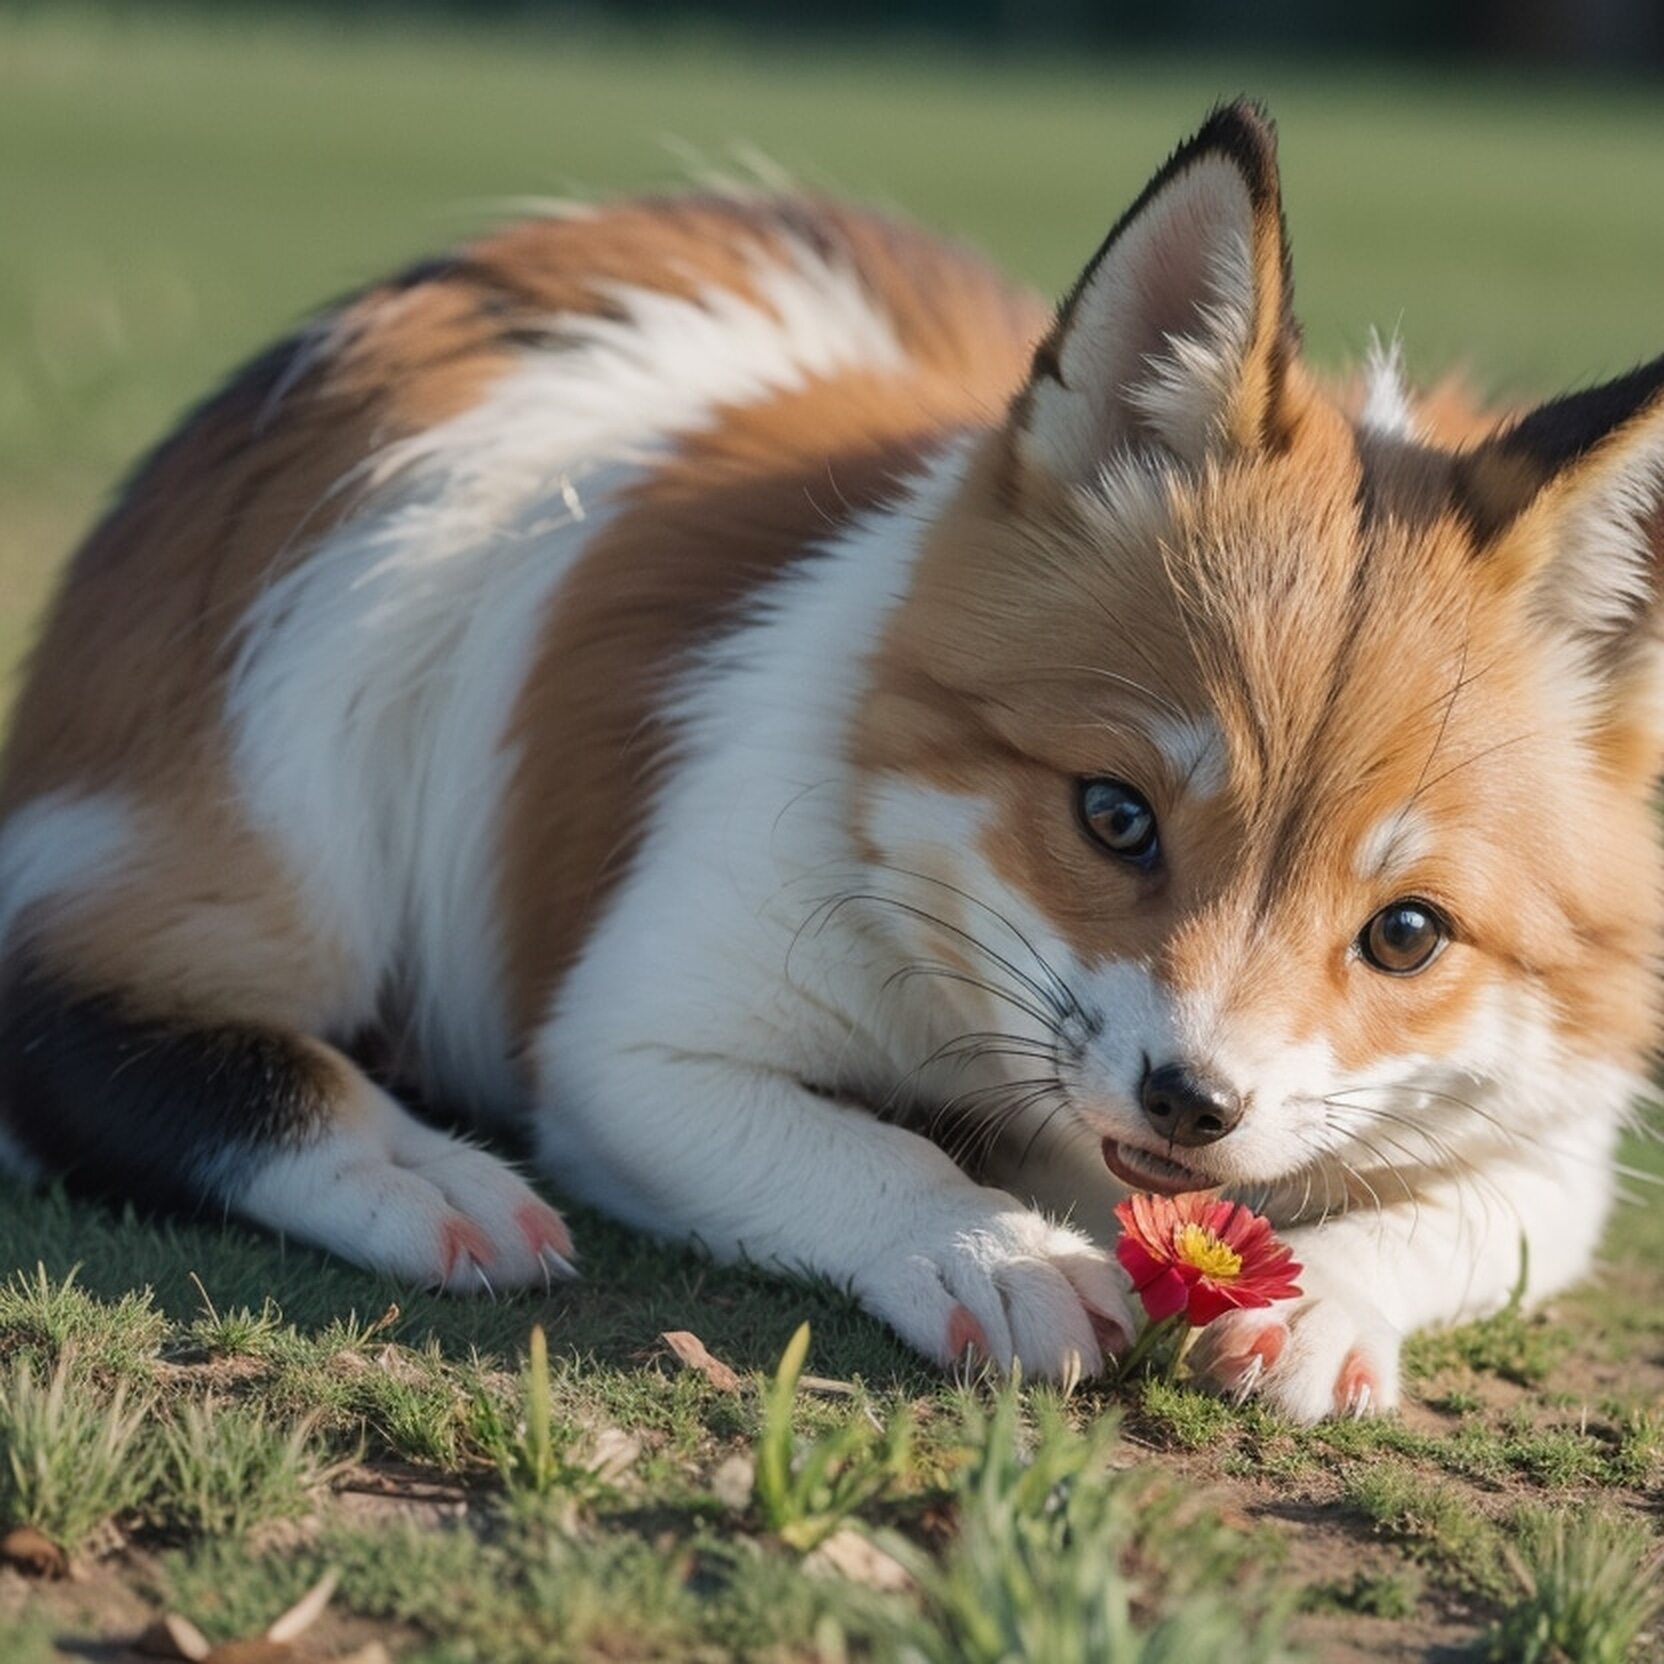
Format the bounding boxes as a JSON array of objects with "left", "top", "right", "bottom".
[
  {"left": 2, "top": 9, "right": 1663, "bottom": 1660},
  {"left": 0, "top": 1144, "right": 1659, "bottom": 1661}
]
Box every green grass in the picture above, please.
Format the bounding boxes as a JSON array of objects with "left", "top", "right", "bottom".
[
  {"left": 753, "top": 1321, "right": 915, "bottom": 1551},
  {"left": 0, "top": 1351, "right": 152, "bottom": 1551},
  {"left": 0, "top": 1264, "right": 167, "bottom": 1377},
  {"left": 151, "top": 1400, "right": 343, "bottom": 1539},
  {"left": 881, "top": 1391, "right": 1299, "bottom": 1664},
  {"left": 1342, "top": 1460, "right": 1510, "bottom": 1597},
  {"left": 3, "top": 6, "right": 1664, "bottom": 1660},
  {"left": 1481, "top": 1512, "right": 1664, "bottom": 1664},
  {"left": 1298, "top": 1569, "right": 1422, "bottom": 1620}
]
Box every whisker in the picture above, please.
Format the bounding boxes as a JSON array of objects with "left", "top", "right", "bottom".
[
  {"left": 1014, "top": 1090, "right": 1077, "bottom": 1169},
  {"left": 863, "top": 861, "right": 1086, "bottom": 1021},
  {"left": 1328, "top": 1087, "right": 1664, "bottom": 1190},
  {"left": 882, "top": 962, "right": 1061, "bottom": 1037},
  {"left": 938, "top": 1080, "right": 1066, "bottom": 1170},
  {"left": 877, "top": 1011, "right": 1061, "bottom": 1118},
  {"left": 816, "top": 889, "right": 1067, "bottom": 1024},
  {"left": 1320, "top": 1098, "right": 1525, "bottom": 1246}
]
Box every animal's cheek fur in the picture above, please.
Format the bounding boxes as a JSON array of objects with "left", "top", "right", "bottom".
[
  {"left": 949, "top": 768, "right": 1255, "bottom": 981},
  {"left": 1296, "top": 952, "right": 1496, "bottom": 1081}
]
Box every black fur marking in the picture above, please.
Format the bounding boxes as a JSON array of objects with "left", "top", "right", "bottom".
[
  {"left": 0, "top": 963, "right": 335, "bottom": 1213},
  {"left": 1458, "top": 354, "right": 1664, "bottom": 545},
  {"left": 1496, "top": 354, "right": 1664, "bottom": 474}
]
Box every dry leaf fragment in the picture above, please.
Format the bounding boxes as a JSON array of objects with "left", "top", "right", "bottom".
[
  {"left": 265, "top": 1569, "right": 339, "bottom": 1642},
  {"left": 0, "top": 1525, "right": 68, "bottom": 1579},
  {"left": 135, "top": 1568, "right": 346, "bottom": 1664},
  {"left": 660, "top": 1330, "right": 742, "bottom": 1392},
  {"left": 797, "top": 1374, "right": 857, "bottom": 1398},
  {"left": 135, "top": 1613, "right": 212, "bottom": 1661}
]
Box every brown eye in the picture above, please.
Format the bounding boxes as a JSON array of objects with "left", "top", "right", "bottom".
[
  {"left": 1078, "top": 778, "right": 1159, "bottom": 866},
  {"left": 1359, "top": 899, "right": 1447, "bottom": 976}
]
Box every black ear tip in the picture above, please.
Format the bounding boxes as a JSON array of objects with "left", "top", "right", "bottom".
[
  {"left": 1189, "top": 97, "right": 1281, "bottom": 195},
  {"left": 1217, "top": 95, "right": 1276, "bottom": 130}
]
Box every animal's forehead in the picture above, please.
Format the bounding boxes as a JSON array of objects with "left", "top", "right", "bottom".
[
  {"left": 906, "top": 439, "right": 1552, "bottom": 817},
  {"left": 1051, "top": 476, "right": 1559, "bottom": 860}
]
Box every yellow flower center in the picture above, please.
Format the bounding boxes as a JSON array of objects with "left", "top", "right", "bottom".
[{"left": 1173, "top": 1223, "right": 1242, "bottom": 1280}]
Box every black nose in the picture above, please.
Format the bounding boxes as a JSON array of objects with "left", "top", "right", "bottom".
[{"left": 1140, "top": 1061, "right": 1243, "bottom": 1147}]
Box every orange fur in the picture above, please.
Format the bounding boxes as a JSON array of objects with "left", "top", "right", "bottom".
[
  {"left": 859, "top": 398, "right": 1662, "bottom": 1088},
  {"left": 5, "top": 103, "right": 1663, "bottom": 1407}
]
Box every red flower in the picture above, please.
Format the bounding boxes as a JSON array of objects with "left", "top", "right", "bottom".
[{"left": 1114, "top": 1192, "right": 1302, "bottom": 1328}]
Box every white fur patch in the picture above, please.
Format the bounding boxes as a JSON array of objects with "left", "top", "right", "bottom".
[
  {"left": 0, "top": 789, "right": 136, "bottom": 954},
  {"left": 1147, "top": 714, "right": 1227, "bottom": 798},
  {"left": 1353, "top": 803, "right": 1432, "bottom": 882},
  {"left": 540, "top": 445, "right": 979, "bottom": 1089},
  {"left": 235, "top": 1062, "right": 569, "bottom": 1292},
  {"left": 229, "top": 239, "right": 909, "bottom": 1114},
  {"left": 531, "top": 452, "right": 1103, "bottom": 1258},
  {"left": 1358, "top": 330, "right": 1417, "bottom": 440},
  {"left": 1125, "top": 230, "right": 1255, "bottom": 462},
  {"left": 1529, "top": 402, "right": 1664, "bottom": 646}
]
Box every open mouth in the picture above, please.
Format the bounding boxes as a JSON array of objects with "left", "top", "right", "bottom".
[{"left": 1101, "top": 1137, "right": 1220, "bottom": 1197}]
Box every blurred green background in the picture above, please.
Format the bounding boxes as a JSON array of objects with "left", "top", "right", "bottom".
[{"left": 4, "top": 5, "right": 1664, "bottom": 680}]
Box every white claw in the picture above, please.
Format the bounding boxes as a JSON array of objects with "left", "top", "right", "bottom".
[
  {"left": 1059, "top": 1348, "right": 1084, "bottom": 1398},
  {"left": 539, "top": 1245, "right": 579, "bottom": 1282},
  {"left": 472, "top": 1260, "right": 497, "bottom": 1302},
  {"left": 1232, "top": 1353, "right": 1265, "bottom": 1405},
  {"left": 1353, "top": 1382, "right": 1372, "bottom": 1419}
]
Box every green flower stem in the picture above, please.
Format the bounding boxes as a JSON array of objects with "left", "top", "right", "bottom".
[
  {"left": 1113, "top": 1313, "right": 1186, "bottom": 1385},
  {"left": 1171, "top": 1324, "right": 1203, "bottom": 1380}
]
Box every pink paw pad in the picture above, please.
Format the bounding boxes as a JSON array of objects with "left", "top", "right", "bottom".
[
  {"left": 945, "top": 1304, "right": 990, "bottom": 1364},
  {"left": 1334, "top": 1347, "right": 1380, "bottom": 1417},
  {"left": 516, "top": 1201, "right": 576, "bottom": 1276},
  {"left": 1244, "top": 1323, "right": 1287, "bottom": 1370},
  {"left": 1211, "top": 1320, "right": 1287, "bottom": 1395},
  {"left": 438, "top": 1216, "right": 495, "bottom": 1282}
]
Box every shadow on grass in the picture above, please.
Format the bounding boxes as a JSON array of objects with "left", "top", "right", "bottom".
[
  {"left": 6, "top": 1119, "right": 1659, "bottom": 1389},
  {"left": 0, "top": 1178, "right": 930, "bottom": 1387}
]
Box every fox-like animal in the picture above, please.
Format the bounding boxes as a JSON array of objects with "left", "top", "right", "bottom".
[{"left": 2, "top": 102, "right": 1659, "bottom": 1421}]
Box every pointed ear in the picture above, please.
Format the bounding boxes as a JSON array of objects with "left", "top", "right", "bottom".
[
  {"left": 1010, "top": 100, "right": 1299, "bottom": 488},
  {"left": 1457, "top": 358, "right": 1664, "bottom": 663}
]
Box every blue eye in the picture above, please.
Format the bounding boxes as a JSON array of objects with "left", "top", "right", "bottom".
[{"left": 1078, "top": 778, "right": 1159, "bottom": 865}]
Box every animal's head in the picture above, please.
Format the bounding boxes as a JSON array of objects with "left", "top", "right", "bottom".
[{"left": 852, "top": 101, "right": 1664, "bottom": 1199}]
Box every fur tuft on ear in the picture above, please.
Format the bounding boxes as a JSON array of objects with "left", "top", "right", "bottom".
[
  {"left": 1358, "top": 329, "right": 1418, "bottom": 441},
  {"left": 1010, "top": 100, "right": 1298, "bottom": 488},
  {"left": 1458, "top": 357, "right": 1664, "bottom": 658}
]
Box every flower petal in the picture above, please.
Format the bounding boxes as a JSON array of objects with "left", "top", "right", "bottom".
[
  {"left": 1115, "top": 1237, "right": 1169, "bottom": 1291},
  {"left": 1184, "top": 1281, "right": 1236, "bottom": 1326},
  {"left": 1199, "top": 1198, "right": 1238, "bottom": 1237},
  {"left": 1115, "top": 1190, "right": 1303, "bottom": 1320},
  {"left": 1139, "top": 1265, "right": 1193, "bottom": 1323},
  {"left": 1130, "top": 1193, "right": 1174, "bottom": 1254},
  {"left": 1112, "top": 1197, "right": 1141, "bottom": 1241}
]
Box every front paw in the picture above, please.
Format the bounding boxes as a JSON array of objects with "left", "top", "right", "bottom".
[
  {"left": 852, "top": 1192, "right": 1135, "bottom": 1383},
  {"left": 1191, "top": 1292, "right": 1401, "bottom": 1423}
]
